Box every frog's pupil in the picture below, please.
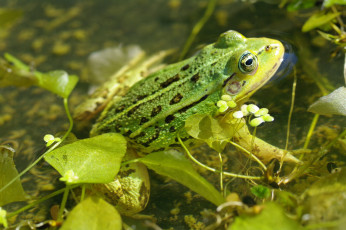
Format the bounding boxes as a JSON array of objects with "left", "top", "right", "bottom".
[{"left": 246, "top": 59, "right": 253, "bottom": 65}]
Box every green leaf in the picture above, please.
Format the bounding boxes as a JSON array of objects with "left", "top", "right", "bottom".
[
  {"left": 185, "top": 114, "right": 231, "bottom": 152},
  {"left": 35, "top": 70, "right": 79, "bottom": 98},
  {"left": 251, "top": 185, "right": 271, "bottom": 199},
  {"left": 138, "top": 150, "right": 224, "bottom": 206},
  {"left": 287, "top": 0, "right": 316, "bottom": 11},
  {"left": 44, "top": 133, "right": 127, "bottom": 184},
  {"left": 323, "top": 0, "right": 346, "bottom": 8},
  {"left": 230, "top": 203, "right": 305, "bottom": 230},
  {"left": 0, "top": 145, "right": 27, "bottom": 206},
  {"left": 302, "top": 11, "right": 340, "bottom": 32},
  {"left": 1, "top": 53, "right": 78, "bottom": 98},
  {"left": 60, "top": 196, "right": 122, "bottom": 230}
]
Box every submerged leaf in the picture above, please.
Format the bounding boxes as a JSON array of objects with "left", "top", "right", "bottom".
[
  {"left": 44, "top": 133, "right": 127, "bottom": 184},
  {"left": 230, "top": 203, "right": 305, "bottom": 230},
  {"left": 87, "top": 45, "right": 143, "bottom": 84},
  {"left": 251, "top": 185, "right": 271, "bottom": 199},
  {"left": 302, "top": 11, "right": 340, "bottom": 32},
  {"left": 308, "top": 87, "right": 346, "bottom": 116},
  {"left": 138, "top": 150, "right": 224, "bottom": 206},
  {"left": 0, "top": 145, "right": 27, "bottom": 206},
  {"left": 60, "top": 196, "right": 122, "bottom": 230},
  {"left": 301, "top": 168, "right": 346, "bottom": 224}
]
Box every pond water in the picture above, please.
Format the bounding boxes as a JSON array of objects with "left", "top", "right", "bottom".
[{"left": 0, "top": 0, "right": 345, "bottom": 229}]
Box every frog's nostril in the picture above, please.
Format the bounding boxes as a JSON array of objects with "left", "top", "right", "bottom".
[{"left": 265, "top": 45, "right": 271, "bottom": 51}]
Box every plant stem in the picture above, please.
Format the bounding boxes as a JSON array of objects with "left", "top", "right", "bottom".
[
  {"left": 218, "top": 153, "right": 223, "bottom": 193},
  {"left": 179, "top": 0, "right": 217, "bottom": 60},
  {"left": 80, "top": 184, "right": 86, "bottom": 202},
  {"left": 285, "top": 68, "right": 297, "bottom": 151},
  {"left": 58, "top": 184, "right": 71, "bottom": 222},
  {"left": 7, "top": 185, "right": 78, "bottom": 218},
  {"left": 303, "top": 114, "right": 319, "bottom": 150},
  {"left": 178, "top": 136, "right": 263, "bottom": 180}
]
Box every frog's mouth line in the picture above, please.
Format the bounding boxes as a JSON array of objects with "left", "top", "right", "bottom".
[{"left": 222, "top": 72, "right": 236, "bottom": 87}]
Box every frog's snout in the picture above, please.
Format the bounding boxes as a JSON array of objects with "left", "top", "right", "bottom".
[{"left": 271, "top": 40, "right": 297, "bottom": 81}]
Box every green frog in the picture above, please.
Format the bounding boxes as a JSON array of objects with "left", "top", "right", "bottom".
[{"left": 82, "top": 30, "right": 299, "bottom": 215}]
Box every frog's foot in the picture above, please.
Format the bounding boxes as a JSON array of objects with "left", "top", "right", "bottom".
[{"left": 92, "top": 148, "right": 150, "bottom": 216}]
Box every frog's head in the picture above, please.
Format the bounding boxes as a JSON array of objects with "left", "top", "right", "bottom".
[{"left": 215, "top": 30, "right": 284, "bottom": 104}]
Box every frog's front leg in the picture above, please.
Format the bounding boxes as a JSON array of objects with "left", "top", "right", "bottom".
[
  {"left": 92, "top": 148, "right": 150, "bottom": 216},
  {"left": 221, "top": 117, "right": 301, "bottom": 164}
]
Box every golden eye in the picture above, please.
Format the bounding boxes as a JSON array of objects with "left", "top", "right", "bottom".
[{"left": 238, "top": 52, "right": 258, "bottom": 74}]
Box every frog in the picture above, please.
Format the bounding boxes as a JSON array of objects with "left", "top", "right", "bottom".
[{"left": 78, "top": 30, "right": 300, "bottom": 215}]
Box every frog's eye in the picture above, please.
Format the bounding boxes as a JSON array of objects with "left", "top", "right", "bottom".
[{"left": 238, "top": 52, "right": 258, "bottom": 74}]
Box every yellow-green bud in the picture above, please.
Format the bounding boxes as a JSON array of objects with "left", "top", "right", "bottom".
[
  {"left": 227, "top": 100, "right": 237, "bottom": 108},
  {"left": 233, "top": 111, "right": 244, "bottom": 119},
  {"left": 247, "top": 104, "right": 259, "bottom": 114},
  {"left": 217, "top": 100, "right": 228, "bottom": 112},
  {"left": 221, "top": 95, "right": 233, "bottom": 101},
  {"left": 255, "top": 108, "right": 269, "bottom": 117},
  {"left": 43, "top": 134, "right": 54, "bottom": 142},
  {"left": 263, "top": 114, "right": 274, "bottom": 122},
  {"left": 217, "top": 100, "right": 227, "bottom": 108},
  {"left": 241, "top": 104, "right": 249, "bottom": 116},
  {"left": 249, "top": 117, "right": 264, "bottom": 127},
  {"left": 218, "top": 105, "right": 228, "bottom": 113}
]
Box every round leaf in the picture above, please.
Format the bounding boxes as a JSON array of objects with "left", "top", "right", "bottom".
[
  {"left": 36, "top": 70, "right": 79, "bottom": 98},
  {"left": 44, "top": 133, "right": 127, "bottom": 184},
  {"left": 60, "top": 196, "right": 122, "bottom": 230}
]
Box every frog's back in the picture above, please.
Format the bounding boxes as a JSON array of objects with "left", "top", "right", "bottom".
[{"left": 91, "top": 53, "right": 226, "bottom": 152}]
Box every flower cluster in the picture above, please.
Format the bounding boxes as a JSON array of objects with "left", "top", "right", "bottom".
[
  {"left": 216, "top": 94, "right": 274, "bottom": 127},
  {"left": 233, "top": 104, "right": 274, "bottom": 127}
]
